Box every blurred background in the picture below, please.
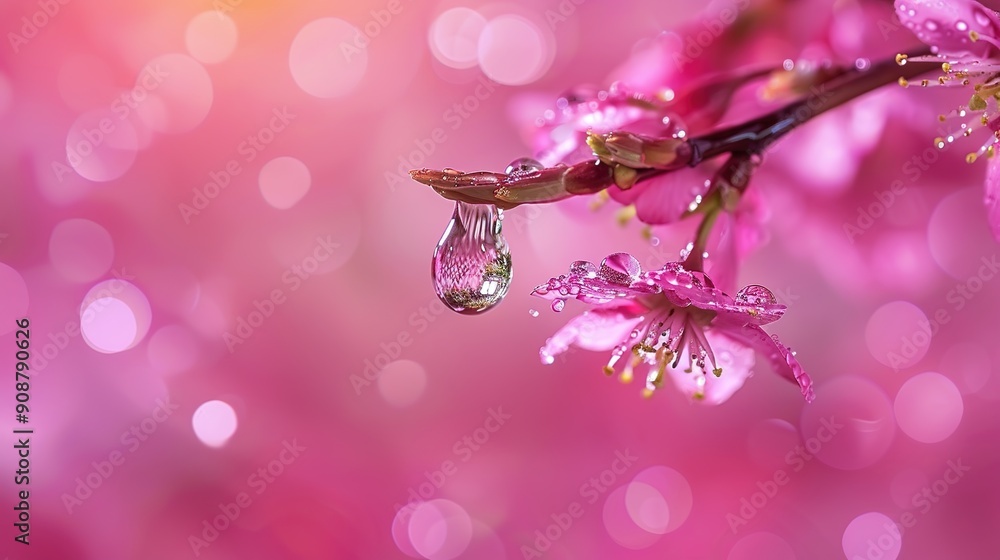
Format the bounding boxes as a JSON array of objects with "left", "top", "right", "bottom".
[{"left": 1, "top": 0, "right": 998, "bottom": 558}]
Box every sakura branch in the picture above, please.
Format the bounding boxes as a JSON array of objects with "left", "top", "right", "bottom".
[{"left": 408, "top": 0, "right": 1000, "bottom": 404}]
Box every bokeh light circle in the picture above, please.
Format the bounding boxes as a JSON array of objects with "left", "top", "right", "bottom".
[
  {"left": 865, "top": 301, "right": 929, "bottom": 369},
  {"left": 800, "top": 376, "right": 896, "bottom": 470},
  {"left": 49, "top": 219, "right": 114, "bottom": 282},
  {"left": 66, "top": 109, "right": 138, "bottom": 182},
  {"left": 134, "top": 53, "right": 214, "bottom": 134},
  {"left": 842, "top": 512, "right": 902, "bottom": 560},
  {"left": 631, "top": 465, "right": 692, "bottom": 533},
  {"left": 290, "top": 18, "right": 368, "bottom": 98},
  {"left": 80, "top": 279, "right": 152, "bottom": 353},
  {"left": 603, "top": 484, "right": 662, "bottom": 549},
  {"left": 259, "top": 156, "right": 311, "bottom": 209},
  {"left": 928, "top": 188, "right": 994, "bottom": 279},
  {"left": 728, "top": 532, "right": 796, "bottom": 560},
  {"left": 429, "top": 8, "right": 487, "bottom": 69},
  {"left": 477, "top": 15, "right": 551, "bottom": 85},
  {"left": 377, "top": 360, "right": 428, "bottom": 407},
  {"left": 407, "top": 499, "right": 473, "bottom": 560},
  {"left": 624, "top": 481, "right": 670, "bottom": 534},
  {"left": 192, "top": 400, "right": 238, "bottom": 447},
  {"left": 894, "top": 372, "right": 963, "bottom": 443},
  {"left": 185, "top": 11, "right": 239, "bottom": 64}
]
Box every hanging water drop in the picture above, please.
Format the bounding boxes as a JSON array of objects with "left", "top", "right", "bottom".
[
  {"left": 505, "top": 157, "right": 544, "bottom": 176},
  {"left": 432, "top": 201, "right": 513, "bottom": 314},
  {"left": 551, "top": 298, "right": 566, "bottom": 312}
]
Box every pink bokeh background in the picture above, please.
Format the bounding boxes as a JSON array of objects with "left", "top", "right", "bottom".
[{"left": 1, "top": 0, "right": 999, "bottom": 558}]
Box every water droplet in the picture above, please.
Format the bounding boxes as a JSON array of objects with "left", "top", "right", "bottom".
[
  {"left": 650, "top": 237, "right": 660, "bottom": 247},
  {"left": 505, "top": 157, "right": 543, "bottom": 176},
  {"left": 925, "top": 20, "right": 938, "bottom": 31},
  {"left": 957, "top": 20, "right": 969, "bottom": 31},
  {"left": 975, "top": 10, "right": 990, "bottom": 26},
  {"left": 570, "top": 260, "right": 598, "bottom": 277},
  {"left": 598, "top": 253, "right": 641, "bottom": 285},
  {"left": 551, "top": 298, "right": 565, "bottom": 312},
  {"left": 735, "top": 284, "right": 777, "bottom": 306},
  {"left": 432, "top": 201, "right": 513, "bottom": 315},
  {"left": 529, "top": 309, "right": 539, "bottom": 317}
]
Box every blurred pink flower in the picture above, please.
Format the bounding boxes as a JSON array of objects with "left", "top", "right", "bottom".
[{"left": 532, "top": 252, "right": 815, "bottom": 403}]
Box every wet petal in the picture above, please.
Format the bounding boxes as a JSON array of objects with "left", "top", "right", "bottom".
[
  {"left": 666, "top": 331, "right": 755, "bottom": 405},
  {"left": 894, "top": 0, "right": 1000, "bottom": 56},
  {"left": 532, "top": 253, "right": 660, "bottom": 305},
  {"left": 540, "top": 304, "right": 645, "bottom": 361},
  {"left": 723, "top": 324, "right": 815, "bottom": 402}
]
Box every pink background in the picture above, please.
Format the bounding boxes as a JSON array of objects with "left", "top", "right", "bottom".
[{"left": 0, "top": 0, "right": 998, "bottom": 558}]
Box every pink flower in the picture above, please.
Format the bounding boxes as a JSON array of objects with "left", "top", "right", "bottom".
[
  {"left": 532, "top": 252, "right": 815, "bottom": 403},
  {"left": 895, "top": 0, "right": 1000, "bottom": 239}
]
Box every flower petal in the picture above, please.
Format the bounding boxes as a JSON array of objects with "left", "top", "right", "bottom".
[
  {"left": 723, "top": 324, "right": 815, "bottom": 402},
  {"left": 540, "top": 304, "right": 644, "bottom": 361},
  {"left": 533, "top": 254, "right": 660, "bottom": 305},
  {"left": 665, "top": 330, "right": 755, "bottom": 405},
  {"left": 895, "top": 0, "right": 1000, "bottom": 56}
]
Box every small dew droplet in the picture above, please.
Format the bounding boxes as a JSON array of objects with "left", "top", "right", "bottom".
[
  {"left": 551, "top": 298, "right": 566, "bottom": 312},
  {"left": 570, "top": 260, "right": 598, "bottom": 277},
  {"left": 957, "top": 20, "right": 969, "bottom": 31},
  {"left": 506, "top": 157, "right": 543, "bottom": 176},
  {"left": 432, "top": 201, "right": 513, "bottom": 315},
  {"left": 529, "top": 309, "right": 539, "bottom": 317},
  {"left": 735, "top": 284, "right": 778, "bottom": 306}
]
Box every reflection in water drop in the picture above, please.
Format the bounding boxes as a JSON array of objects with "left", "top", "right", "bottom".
[
  {"left": 735, "top": 285, "right": 778, "bottom": 306},
  {"left": 432, "top": 201, "right": 512, "bottom": 314},
  {"left": 551, "top": 298, "right": 565, "bottom": 312},
  {"left": 505, "top": 156, "right": 543, "bottom": 175}
]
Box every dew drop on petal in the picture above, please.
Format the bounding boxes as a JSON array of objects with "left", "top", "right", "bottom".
[
  {"left": 528, "top": 309, "right": 539, "bottom": 317},
  {"left": 599, "top": 253, "right": 641, "bottom": 285},
  {"left": 432, "top": 202, "right": 512, "bottom": 314},
  {"left": 505, "top": 156, "right": 543, "bottom": 175},
  {"left": 551, "top": 298, "right": 565, "bottom": 312},
  {"left": 570, "top": 260, "right": 598, "bottom": 277},
  {"left": 735, "top": 285, "right": 777, "bottom": 306}
]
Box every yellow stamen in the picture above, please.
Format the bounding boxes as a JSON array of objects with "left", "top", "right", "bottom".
[
  {"left": 713, "top": 367, "right": 723, "bottom": 377},
  {"left": 615, "top": 204, "right": 636, "bottom": 226},
  {"left": 898, "top": 77, "right": 909, "bottom": 88},
  {"left": 895, "top": 53, "right": 908, "bottom": 66},
  {"left": 968, "top": 153, "right": 979, "bottom": 164},
  {"left": 603, "top": 365, "right": 615, "bottom": 376},
  {"left": 971, "top": 30, "right": 981, "bottom": 42}
]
